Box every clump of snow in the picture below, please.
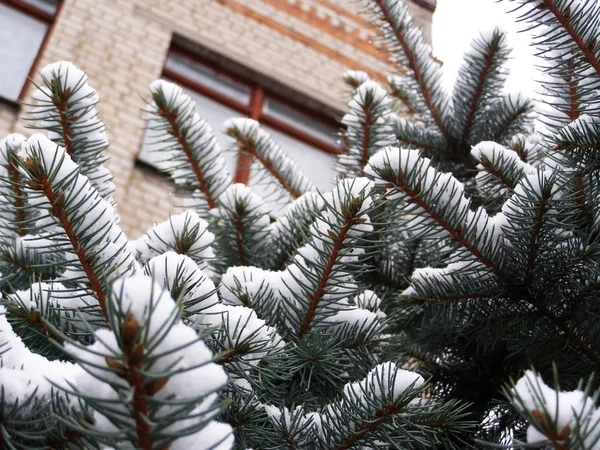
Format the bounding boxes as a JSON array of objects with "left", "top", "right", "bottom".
[
  {"left": 24, "top": 134, "right": 137, "bottom": 288},
  {"left": 0, "top": 305, "right": 78, "bottom": 407},
  {"left": 32, "top": 62, "right": 115, "bottom": 204},
  {"left": 512, "top": 371, "right": 600, "bottom": 448},
  {"left": 0, "top": 133, "right": 26, "bottom": 166},
  {"left": 147, "top": 80, "right": 232, "bottom": 211},
  {"left": 65, "top": 275, "right": 231, "bottom": 449},
  {"left": 343, "top": 70, "right": 370, "bottom": 87},
  {"left": 136, "top": 210, "right": 216, "bottom": 274},
  {"left": 344, "top": 361, "right": 424, "bottom": 401},
  {"left": 224, "top": 119, "right": 315, "bottom": 208},
  {"left": 145, "top": 252, "right": 219, "bottom": 315}
]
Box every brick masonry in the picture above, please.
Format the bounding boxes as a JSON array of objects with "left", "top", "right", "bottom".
[{"left": 1, "top": 0, "right": 433, "bottom": 238}]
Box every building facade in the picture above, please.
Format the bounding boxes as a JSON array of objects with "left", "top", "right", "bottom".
[{"left": 0, "top": 0, "right": 435, "bottom": 237}]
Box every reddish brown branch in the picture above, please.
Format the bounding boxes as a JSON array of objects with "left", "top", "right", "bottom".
[
  {"left": 359, "top": 110, "right": 373, "bottom": 176},
  {"left": 567, "top": 60, "right": 580, "bottom": 121},
  {"left": 480, "top": 156, "right": 516, "bottom": 190},
  {"left": 51, "top": 86, "right": 74, "bottom": 156},
  {"left": 542, "top": 0, "right": 600, "bottom": 78},
  {"left": 374, "top": 0, "right": 450, "bottom": 138},
  {"left": 6, "top": 304, "right": 62, "bottom": 341},
  {"left": 7, "top": 163, "right": 27, "bottom": 236},
  {"left": 462, "top": 41, "right": 500, "bottom": 141},
  {"left": 298, "top": 216, "right": 353, "bottom": 338},
  {"left": 36, "top": 177, "right": 108, "bottom": 319},
  {"left": 106, "top": 315, "right": 170, "bottom": 450},
  {"left": 158, "top": 108, "right": 217, "bottom": 208},
  {"left": 391, "top": 180, "right": 505, "bottom": 280},
  {"left": 216, "top": 342, "right": 251, "bottom": 366},
  {"left": 336, "top": 402, "right": 397, "bottom": 449},
  {"left": 239, "top": 138, "right": 302, "bottom": 198},
  {"left": 524, "top": 197, "right": 548, "bottom": 285}
]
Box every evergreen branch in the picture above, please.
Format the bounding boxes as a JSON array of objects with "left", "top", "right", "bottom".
[
  {"left": 454, "top": 29, "right": 510, "bottom": 144},
  {"left": 367, "top": 148, "right": 506, "bottom": 280},
  {"left": 540, "top": 0, "right": 600, "bottom": 77},
  {"left": 0, "top": 134, "right": 30, "bottom": 238},
  {"left": 226, "top": 119, "right": 313, "bottom": 200},
  {"left": 343, "top": 70, "right": 371, "bottom": 92},
  {"left": 536, "top": 305, "right": 600, "bottom": 370},
  {"left": 389, "top": 113, "right": 449, "bottom": 153},
  {"left": 473, "top": 93, "right": 534, "bottom": 146},
  {"left": 553, "top": 114, "right": 600, "bottom": 152},
  {"left": 213, "top": 184, "right": 271, "bottom": 269},
  {"left": 567, "top": 60, "right": 581, "bottom": 121},
  {"left": 524, "top": 196, "right": 549, "bottom": 286},
  {"left": 337, "top": 81, "right": 394, "bottom": 178},
  {"left": 147, "top": 81, "right": 231, "bottom": 214},
  {"left": 263, "top": 192, "right": 324, "bottom": 270},
  {"left": 64, "top": 276, "right": 232, "bottom": 449},
  {"left": 159, "top": 105, "right": 216, "bottom": 209},
  {"left": 480, "top": 156, "right": 516, "bottom": 191},
  {"left": 30, "top": 171, "right": 108, "bottom": 318},
  {"left": 291, "top": 178, "right": 375, "bottom": 338},
  {"left": 135, "top": 210, "right": 216, "bottom": 276},
  {"left": 20, "top": 134, "right": 136, "bottom": 321},
  {"left": 30, "top": 62, "right": 115, "bottom": 203},
  {"left": 115, "top": 314, "right": 153, "bottom": 449},
  {"left": 372, "top": 0, "right": 451, "bottom": 137},
  {"left": 5, "top": 303, "right": 61, "bottom": 342},
  {"left": 6, "top": 164, "right": 26, "bottom": 237},
  {"left": 387, "top": 75, "right": 422, "bottom": 117},
  {"left": 336, "top": 401, "right": 397, "bottom": 449},
  {"left": 471, "top": 141, "right": 536, "bottom": 212},
  {"left": 298, "top": 214, "right": 353, "bottom": 339}
]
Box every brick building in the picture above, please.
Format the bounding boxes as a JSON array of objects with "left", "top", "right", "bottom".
[{"left": 0, "top": 0, "right": 435, "bottom": 237}]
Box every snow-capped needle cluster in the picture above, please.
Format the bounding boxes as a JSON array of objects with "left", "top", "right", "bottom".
[
  {"left": 225, "top": 118, "right": 315, "bottom": 206},
  {"left": 1, "top": 0, "right": 600, "bottom": 448},
  {"left": 31, "top": 61, "right": 116, "bottom": 204}
]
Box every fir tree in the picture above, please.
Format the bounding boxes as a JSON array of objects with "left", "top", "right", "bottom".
[{"left": 0, "top": 0, "right": 600, "bottom": 449}]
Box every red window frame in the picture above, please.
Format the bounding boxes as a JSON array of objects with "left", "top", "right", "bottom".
[
  {"left": 0, "top": 0, "right": 63, "bottom": 103},
  {"left": 162, "top": 44, "right": 342, "bottom": 184}
]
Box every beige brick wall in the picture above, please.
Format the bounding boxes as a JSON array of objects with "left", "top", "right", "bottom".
[{"left": 4, "top": 0, "right": 433, "bottom": 238}]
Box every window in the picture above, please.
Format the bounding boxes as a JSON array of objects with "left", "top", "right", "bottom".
[
  {"left": 0, "top": 0, "right": 60, "bottom": 102},
  {"left": 139, "top": 46, "right": 341, "bottom": 194}
]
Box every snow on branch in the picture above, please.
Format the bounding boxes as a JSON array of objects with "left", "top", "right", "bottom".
[
  {"left": 452, "top": 28, "right": 511, "bottom": 144},
  {"left": 509, "top": 370, "right": 600, "bottom": 449},
  {"left": 30, "top": 62, "right": 116, "bottom": 204},
  {"left": 337, "top": 80, "right": 395, "bottom": 178},
  {"left": 371, "top": 0, "right": 451, "bottom": 137},
  {"left": 64, "top": 275, "right": 233, "bottom": 449},
  {"left": 212, "top": 184, "right": 271, "bottom": 269},
  {"left": 0, "top": 134, "right": 29, "bottom": 238},
  {"left": 281, "top": 178, "right": 375, "bottom": 337},
  {"left": 146, "top": 80, "right": 232, "bottom": 213},
  {"left": 366, "top": 147, "right": 506, "bottom": 279},
  {"left": 135, "top": 210, "right": 216, "bottom": 276},
  {"left": 471, "top": 141, "right": 537, "bottom": 211},
  {"left": 225, "top": 118, "right": 314, "bottom": 202},
  {"left": 20, "top": 134, "right": 137, "bottom": 319}
]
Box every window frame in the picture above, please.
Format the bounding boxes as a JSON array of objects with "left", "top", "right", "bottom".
[
  {"left": 161, "top": 44, "right": 343, "bottom": 184},
  {"left": 0, "top": 0, "right": 63, "bottom": 103}
]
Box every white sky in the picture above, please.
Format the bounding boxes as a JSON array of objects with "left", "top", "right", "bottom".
[{"left": 432, "top": 0, "right": 538, "bottom": 96}]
